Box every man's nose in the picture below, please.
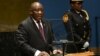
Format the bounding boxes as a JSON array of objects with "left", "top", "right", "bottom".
[{"left": 38, "top": 11, "right": 42, "bottom": 14}]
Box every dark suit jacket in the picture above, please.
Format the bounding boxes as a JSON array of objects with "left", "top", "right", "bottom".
[{"left": 15, "top": 16, "right": 54, "bottom": 56}]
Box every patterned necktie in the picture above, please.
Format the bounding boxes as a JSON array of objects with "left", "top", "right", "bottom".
[{"left": 37, "top": 21, "right": 45, "bottom": 41}]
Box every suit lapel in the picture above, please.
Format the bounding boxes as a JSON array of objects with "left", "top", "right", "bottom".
[{"left": 29, "top": 16, "right": 47, "bottom": 43}]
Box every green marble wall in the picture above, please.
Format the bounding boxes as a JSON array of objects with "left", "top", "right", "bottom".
[{"left": 0, "top": 0, "right": 37, "bottom": 32}]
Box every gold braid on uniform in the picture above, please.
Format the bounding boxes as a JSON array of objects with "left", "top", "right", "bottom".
[
  {"left": 82, "top": 9, "right": 89, "bottom": 39},
  {"left": 82, "top": 9, "right": 89, "bottom": 21}
]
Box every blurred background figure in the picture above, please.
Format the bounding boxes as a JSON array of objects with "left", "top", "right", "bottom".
[{"left": 62, "top": 0, "right": 91, "bottom": 53}]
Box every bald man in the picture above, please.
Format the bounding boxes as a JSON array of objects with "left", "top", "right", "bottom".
[{"left": 15, "top": 2, "right": 62, "bottom": 56}]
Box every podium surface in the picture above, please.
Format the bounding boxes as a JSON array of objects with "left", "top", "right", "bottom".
[
  {"left": 65, "top": 51, "right": 94, "bottom": 56},
  {"left": 51, "top": 51, "right": 94, "bottom": 56}
]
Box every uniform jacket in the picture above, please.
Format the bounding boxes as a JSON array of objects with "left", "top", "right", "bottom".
[
  {"left": 64, "top": 9, "right": 91, "bottom": 42},
  {"left": 63, "top": 9, "right": 91, "bottom": 52}
]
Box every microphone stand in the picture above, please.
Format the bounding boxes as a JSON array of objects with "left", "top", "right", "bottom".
[
  {"left": 60, "top": 40, "right": 68, "bottom": 56},
  {"left": 53, "top": 40, "right": 74, "bottom": 56},
  {"left": 62, "top": 43, "right": 66, "bottom": 56}
]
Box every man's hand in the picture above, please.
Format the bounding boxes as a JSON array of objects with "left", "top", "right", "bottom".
[
  {"left": 38, "top": 51, "right": 50, "bottom": 56},
  {"left": 53, "top": 49, "right": 62, "bottom": 54}
]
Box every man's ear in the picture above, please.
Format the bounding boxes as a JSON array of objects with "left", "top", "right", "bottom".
[
  {"left": 71, "top": 4, "right": 74, "bottom": 6},
  {"left": 29, "top": 11, "right": 33, "bottom": 15},
  {"left": 29, "top": 8, "right": 33, "bottom": 14}
]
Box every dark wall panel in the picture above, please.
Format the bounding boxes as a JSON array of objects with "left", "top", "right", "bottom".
[{"left": 0, "top": 32, "right": 16, "bottom": 56}]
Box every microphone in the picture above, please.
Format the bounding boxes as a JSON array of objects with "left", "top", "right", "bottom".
[
  {"left": 60, "top": 40, "right": 73, "bottom": 44},
  {"left": 53, "top": 40, "right": 74, "bottom": 56},
  {"left": 53, "top": 39, "right": 74, "bottom": 56},
  {"left": 53, "top": 39, "right": 74, "bottom": 45}
]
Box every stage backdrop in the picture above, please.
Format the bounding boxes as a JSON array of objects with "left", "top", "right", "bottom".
[{"left": 39, "top": 0, "right": 100, "bottom": 48}]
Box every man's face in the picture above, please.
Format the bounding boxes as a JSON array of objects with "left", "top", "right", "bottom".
[
  {"left": 71, "top": 1, "right": 83, "bottom": 11},
  {"left": 30, "top": 2, "right": 44, "bottom": 21}
]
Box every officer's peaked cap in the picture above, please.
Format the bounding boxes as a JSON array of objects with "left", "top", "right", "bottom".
[{"left": 70, "top": 0, "right": 83, "bottom": 2}]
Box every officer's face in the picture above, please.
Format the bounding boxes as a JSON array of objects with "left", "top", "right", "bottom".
[
  {"left": 30, "top": 2, "right": 44, "bottom": 21},
  {"left": 71, "top": 1, "right": 83, "bottom": 11}
]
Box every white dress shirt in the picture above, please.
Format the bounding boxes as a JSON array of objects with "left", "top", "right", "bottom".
[{"left": 33, "top": 19, "right": 43, "bottom": 56}]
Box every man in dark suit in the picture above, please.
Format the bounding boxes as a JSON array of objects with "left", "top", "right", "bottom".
[
  {"left": 62, "top": 0, "right": 91, "bottom": 53},
  {"left": 16, "top": 2, "right": 62, "bottom": 56}
]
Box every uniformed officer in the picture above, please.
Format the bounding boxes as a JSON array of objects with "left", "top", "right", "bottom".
[{"left": 62, "top": 0, "right": 91, "bottom": 53}]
